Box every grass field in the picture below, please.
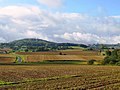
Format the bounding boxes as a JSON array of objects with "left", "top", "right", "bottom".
[{"left": 0, "top": 65, "right": 120, "bottom": 89}]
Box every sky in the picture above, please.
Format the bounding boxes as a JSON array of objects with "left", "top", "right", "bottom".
[{"left": 0, "top": 0, "right": 120, "bottom": 44}]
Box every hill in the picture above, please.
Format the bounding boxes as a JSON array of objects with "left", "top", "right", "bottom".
[
  {"left": 9, "top": 38, "right": 55, "bottom": 47},
  {"left": 0, "top": 38, "right": 88, "bottom": 52}
]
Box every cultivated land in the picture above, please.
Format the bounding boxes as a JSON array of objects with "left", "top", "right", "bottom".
[
  {"left": 0, "top": 65, "right": 120, "bottom": 90},
  {"left": 0, "top": 48, "right": 119, "bottom": 90},
  {"left": 0, "top": 54, "right": 16, "bottom": 63},
  {"left": 26, "top": 55, "right": 104, "bottom": 62},
  {"left": 16, "top": 50, "right": 104, "bottom": 63},
  {"left": 16, "top": 50, "right": 99, "bottom": 55},
  {"left": 0, "top": 50, "right": 105, "bottom": 65}
]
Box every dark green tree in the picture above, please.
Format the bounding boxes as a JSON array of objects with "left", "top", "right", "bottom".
[{"left": 87, "top": 60, "right": 96, "bottom": 65}]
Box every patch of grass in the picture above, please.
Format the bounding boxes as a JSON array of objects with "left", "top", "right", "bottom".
[
  {"left": 42, "top": 60, "right": 86, "bottom": 65},
  {"left": 70, "top": 46, "right": 84, "bottom": 49},
  {"left": 0, "top": 74, "right": 81, "bottom": 87},
  {"left": 13, "top": 54, "right": 27, "bottom": 62}
]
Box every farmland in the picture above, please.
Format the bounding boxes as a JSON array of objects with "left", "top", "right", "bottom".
[
  {"left": 0, "top": 54, "right": 16, "bottom": 63},
  {"left": 16, "top": 50, "right": 104, "bottom": 63},
  {"left": 0, "top": 50, "right": 105, "bottom": 65},
  {"left": 16, "top": 50, "right": 100, "bottom": 55},
  {"left": 0, "top": 48, "right": 119, "bottom": 90},
  {"left": 26, "top": 55, "right": 104, "bottom": 62},
  {"left": 0, "top": 65, "right": 120, "bottom": 89}
]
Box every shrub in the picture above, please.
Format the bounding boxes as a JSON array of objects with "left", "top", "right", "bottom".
[
  {"left": 87, "top": 60, "right": 96, "bottom": 65},
  {"left": 103, "top": 56, "right": 117, "bottom": 65},
  {"left": 59, "top": 52, "right": 62, "bottom": 55},
  {"left": 116, "top": 61, "right": 120, "bottom": 66}
]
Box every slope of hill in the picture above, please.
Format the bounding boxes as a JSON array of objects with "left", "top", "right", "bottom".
[
  {"left": 9, "top": 38, "right": 55, "bottom": 47},
  {"left": 0, "top": 38, "right": 88, "bottom": 51}
]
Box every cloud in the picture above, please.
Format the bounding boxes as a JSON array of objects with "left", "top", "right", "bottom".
[
  {"left": 0, "top": 5, "right": 120, "bottom": 44},
  {"left": 0, "top": 5, "right": 51, "bottom": 42},
  {"left": 37, "top": 0, "right": 63, "bottom": 8},
  {"left": 54, "top": 32, "right": 120, "bottom": 44},
  {"left": 0, "top": 37, "right": 6, "bottom": 43},
  {"left": 25, "top": 30, "right": 49, "bottom": 40},
  {"left": 0, "top": 6, "right": 35, "bottom": 18}
]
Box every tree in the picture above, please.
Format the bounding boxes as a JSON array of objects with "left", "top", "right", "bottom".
[
  {"left": 103, "top": 49, "right": 119, "bottom": 65},
  {"left": 106, "top": 50, "right": 111, "bottom": 56},
  {"left": 25, "top": 49, "right": 29, "bottom": 52},
  {"left": 59, "top": 52, "right": 62, "bottom": 55},
  {"left": 111, "top": 49, "right": 118, "bottom": 58},
  {"left": 87, "top": 60, "right": 95, "bottom": 65}
]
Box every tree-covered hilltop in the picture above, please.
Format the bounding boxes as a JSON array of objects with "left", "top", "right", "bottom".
[
  {"left": 0, "top": 38, "right": 88, "bottom": 52},
  {"left": 9, "top": 38, "right": 55, "bottom": 47}
]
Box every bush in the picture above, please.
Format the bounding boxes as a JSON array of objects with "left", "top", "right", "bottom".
[
  {"left": 103, "top": 56, "right": 117, "bottom": 65},
  {"left": 106, "top": 50, "right": 111, "bottom": 56},
  {"left": 87, "top": 60, "right": 96, "bottom": 65},
  {"left": 109, "top": 61, "right": 116, "bottom": 65},
  {"left": 116, "top": 61, "right": 120, "bottom": 66},
  {"left": 59, "top": 52, "right": 62, "bottom": 55}
]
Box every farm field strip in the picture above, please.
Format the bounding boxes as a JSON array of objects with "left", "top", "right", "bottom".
[
  {"left": 0, "top": 54, "right": 16, "bottom": 56},
  {"left": 0, "top": 73, "right": 120, "bottom": 89},
  {"left": 15, "top": 50, "right": 104, "bottom": 62},
  {"left": 0, "top": 65, "right": 118, "bottom": 82},
  {"left": 0, "top": 65, "right": 120, "bottom": 89},
  {"left": 0, "top": 54, "right": 16, "bottom": 63},
  {"left": 16, "top": 50, "right": 100, "bottom": 55},
  {"left": 26, "top": 55, "right": 104, "bottom": 62},
  {"left": 0, "top": 57, "right": 15, "bottom": 63},
  {"left": 1, "top": 72, "right": 120, "bottom": 90}
]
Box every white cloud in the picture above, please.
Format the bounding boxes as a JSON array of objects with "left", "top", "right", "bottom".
[
  {"left": 54, "top": 32, "right": 120, "bottom": 44},
  {"left": 0, "top": 5, "right": 120, "bottom": 44},
  {"left": 0, "top": 37, "right": 6, "bottom": 43},
  {"left": 37, "top": 0, "right": 63, "bottom": 8},
  {"left": 0, "top": 5, "right": 51, "bottom": 42},
  {"left": 0, "top": 6, "right": 35, "bottom": 18},
  {"left": 54, "top": 32, "right": 104, "bottom": 44},
  {"left": 25, "top": 30, "right": 49, "bottom": 40}
]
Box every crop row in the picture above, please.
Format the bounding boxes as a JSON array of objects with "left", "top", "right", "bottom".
[
  {"left": 0, "top": 71, "right": 120, "bottom": 89},
  {"left": 0, "top": 65, "right": 120, "bottom": 89}
]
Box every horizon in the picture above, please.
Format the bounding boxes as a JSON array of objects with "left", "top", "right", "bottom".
[
  {"left": 0, "top": 38, "right": 119, "bottom": 45},
  {"left": 0, "top": 0, "right": 120, "bottom": 44}
]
